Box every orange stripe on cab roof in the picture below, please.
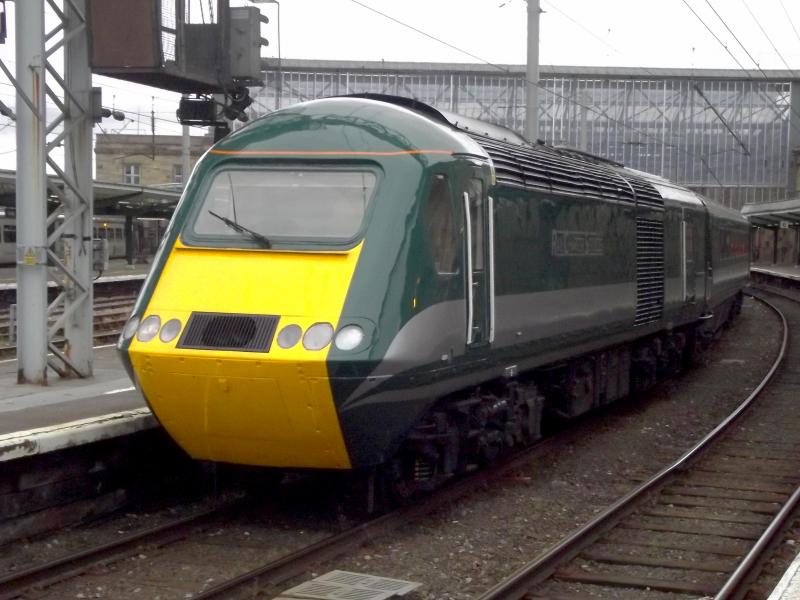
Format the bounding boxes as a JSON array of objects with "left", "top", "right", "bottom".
[{"left": 209, "top": 149, "right": 454, "bottom": 157}]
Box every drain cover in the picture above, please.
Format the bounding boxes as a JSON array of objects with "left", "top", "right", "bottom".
[{"left": 280, "top": 570, "right": 421, "bottom": 599}]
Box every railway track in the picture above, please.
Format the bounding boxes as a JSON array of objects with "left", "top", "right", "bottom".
[
  {"left": 0, "top": 502, "right": 239, "bottom": 600},
  {"left": 0, "top": 293, "right": 135, "bottom": 359},
  {"left": 1, "top": 291, "right": 792, "bottom": 600},
  {"left": 477, "top": 289, "right": 800, "bottom": 600},
  {"left": 0, "top": 436, "right": 560, "bottom": 599}
]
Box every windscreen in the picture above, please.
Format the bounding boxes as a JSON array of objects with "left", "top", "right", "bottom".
[{"left": 189, "top": 168, "right": 377, "bottom": 245}]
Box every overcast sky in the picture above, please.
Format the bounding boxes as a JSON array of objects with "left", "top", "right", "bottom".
[{"left": 1, "top": 0, "right": 800, "bottom": 171}]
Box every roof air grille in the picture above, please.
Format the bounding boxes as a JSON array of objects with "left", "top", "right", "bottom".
[
  {"left": 469, "top": 134, "right": 636, "bottom": 204},
  {"left": 467, "top": 133, "right": 665, "bottom": 210},
  {"left": 628, "top": 178, "right": 665, "bottom": 212}
]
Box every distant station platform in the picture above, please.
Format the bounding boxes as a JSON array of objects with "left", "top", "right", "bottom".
[
  {"left": 0, "top": 345, "right": 155, "bottom": 462},
  {"left": 0, "top": 258, "right": 150, "bottom": 291},
  {"left": 743, "top": 199, "right": 800, "bottom": 274},
  {"left": 742, "top": 197, "right": 800, "bottom": 226},
  {"left": 751, "top": 264, "right": 800, "bottom": 282}
]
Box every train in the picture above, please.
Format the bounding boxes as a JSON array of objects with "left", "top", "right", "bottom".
[
  {"left": 117, "top": 95, "right": 750, "bottom": 498},
  {"left": 0, "top": 213, "right": 168, "bottom": 265}
]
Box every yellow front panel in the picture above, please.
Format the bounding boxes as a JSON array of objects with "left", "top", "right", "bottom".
[{"left": 128, "top": 241, "right": 362, "bottom": 469}]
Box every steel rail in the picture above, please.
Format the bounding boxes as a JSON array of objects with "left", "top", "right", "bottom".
[
  {"left": 716, "top": 482, "right": 800, "bottom": 600},
  {"left": 0, "top": 501, "right": 240, "bottom": 600},
  {"left": 193, "top": 438, "right": 558, "bottom": 600},
  {"left": 476, "top": 292, "right": 789, "bottom": 600},
  {"left": 0, "top": 297, "right": 135, "bottom": 357},
  {"left": 715, "top": 291, "right": 798, "bottom": 600}
]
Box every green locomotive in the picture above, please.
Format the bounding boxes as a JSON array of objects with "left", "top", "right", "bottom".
[{"left": 118, "top": 95, "right": 750, "bottom": 495}]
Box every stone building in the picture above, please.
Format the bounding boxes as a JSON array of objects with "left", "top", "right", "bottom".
[{"left": 94, "top": 133, "right": 213, "bottom": 187}]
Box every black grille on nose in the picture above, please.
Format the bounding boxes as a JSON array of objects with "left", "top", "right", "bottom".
[{"left": 177, "top": 312, "right": 279, "bottom": 352}]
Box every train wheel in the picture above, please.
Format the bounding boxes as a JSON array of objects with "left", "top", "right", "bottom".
[{"left": 375, "top": 457, "right": 421, "bottom": 508}]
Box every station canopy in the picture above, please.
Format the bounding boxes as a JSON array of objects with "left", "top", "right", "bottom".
[
  {"left": 0, "top": 169, "right": 181, "bottom": 216},
  {"left": 741, "top": 197, "right": 800, "bottom": 226}
]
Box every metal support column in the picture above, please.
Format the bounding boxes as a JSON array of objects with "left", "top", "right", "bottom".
[
  {"left": 5, "top": 0, "right": 96, "bottom": 382},
  {"left": 525, "top": 0, "right": 540, "bottom": 142},
  {"left": 15, "top": 0, "right": 48, "bottom": 383},
  {"left": 787, "top": 81, "right": 800, "bottom": 196},
  {"left": 60, "top": 0, "right": 94, "bottom": 377},
  {"left": 124, "top": 214, "right": 134, "bottom": 266}
]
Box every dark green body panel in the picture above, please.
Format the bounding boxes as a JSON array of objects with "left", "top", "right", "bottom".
[{"left": 331, "top": 165, "right": 647, "bottom": 466}]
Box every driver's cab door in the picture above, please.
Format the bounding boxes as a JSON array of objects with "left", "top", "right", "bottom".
[
  {"left": 462, "top": 173, "right": 494, "bottom": 348},
  {"left": 682, "top": 206, "right": 707, "bottom": 305}
]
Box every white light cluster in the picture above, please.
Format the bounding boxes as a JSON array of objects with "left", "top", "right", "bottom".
[
  {"left": 276, "top": 322, "right": 365, "bottom": 352},
  {"left": 120, "top": 314, "right": 183, "bottom": 344}
]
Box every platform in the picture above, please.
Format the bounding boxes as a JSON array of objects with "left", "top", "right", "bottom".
[
  {"left": 0, "top": 258, "right": 150, "bottom": 291},
  {"left": 0, "top": 345, "right": 155, "bottom": 462},
  {"left": 752, "top": 264, "right": 800, "bottom": 282},
  {"left": 769, "top": 551, "right": 800, "bottom": 600}
]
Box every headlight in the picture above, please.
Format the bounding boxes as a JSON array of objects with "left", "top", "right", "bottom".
[
  {"left": 334, "top": 325, "right": 364, "bottom": 351},
  {"left": 136, "top": 315, "right": 161, "bottom": 342},
  {"left": 159, "top": 318, "right": 182, "bottom": 343},
  {"left": 276, "top": 324, "right": 302, "bottom": 349},
  {"left": 122, "top": 316, "right": 140, "bottom": 340},
  {"left": 302, "top": 322, "right": 334, "bottom": 351}
]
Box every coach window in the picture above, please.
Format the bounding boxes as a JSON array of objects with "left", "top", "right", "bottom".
[
  {"left": 424, "top": 174, "right": 459, "bottom": 275},
  {"left": 2, "top": 224, "right": 15, "bottom": 243}
]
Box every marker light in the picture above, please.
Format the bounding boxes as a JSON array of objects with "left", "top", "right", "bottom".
[
  {"left": 122, "top": 316, "right": 140, "bottom": 340},
  {"left": 159, "top": 318, "right": 182, "bottom": 343},
  {"left": 277, "top": 324, "right": 302, "bottom": 349},
  {"left": 136, "top": 315, "right": 161, "bottom": 342},
  {"left": 302, "top": 322, "right": 334, "bottom": 351},
  {"left": 334, "top": 325, "right": 365, "bottom": 351}
]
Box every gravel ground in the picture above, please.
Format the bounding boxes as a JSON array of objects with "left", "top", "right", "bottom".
[
  {"left": 292, "top": 297, "right": 785, "bottom": 600},
  {"left": 0, "top": 493, "right": 232, "bottom": 578},
  {"left": 0, "top": 297, "right": 787, "bottom": 600}
]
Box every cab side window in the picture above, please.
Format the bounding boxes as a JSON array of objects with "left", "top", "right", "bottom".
[
  {"left": 424, "top": 174, "right": 459, "bottom": 275},
  {"left": 467, "top": 178, "right": 485, "bottom": 271}
]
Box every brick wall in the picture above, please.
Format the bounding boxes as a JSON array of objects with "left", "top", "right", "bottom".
[{"left": 95, "top": 133, "right": 213, "bottom": 187}]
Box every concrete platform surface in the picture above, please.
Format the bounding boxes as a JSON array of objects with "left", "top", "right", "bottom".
[
  {"left": 0, "top": 345, "right": 155, "bottom": 461},
  {"left": 0, "top": 259, "right": 150, "bottom": 290},
  {"left": 752, "top": 264, "right": 800, "bottom": 281},
  {"left": 769, "top": 551, "right": 800, "bottom": 600}
]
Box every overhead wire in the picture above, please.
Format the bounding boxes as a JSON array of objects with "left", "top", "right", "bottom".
[
  {"left": 541, "top": 0, "right": 751, "bottom": 156},
  {"left": 540, "top": 1, "right": 617, "bottom": 55},
  {"left": 779, "top": 0, "right": 800, "bottom": 47},
  {"left": 347, "top": 0, "right": 512, "bottom": 73},
  {"left": 741, "top": 0, "right": 799, "bottom": 78},
  {"left": 682, "top": 0, "right": 800, "bottom": 140},
  {"left": 681, "top": 0, "right": 749, "bottom": 72},
  {"left": 703, "top": 0, "right": 764, "bottom": 74},
  {"left": 346, "top": 0, "right": 726, "bottom": 184}
]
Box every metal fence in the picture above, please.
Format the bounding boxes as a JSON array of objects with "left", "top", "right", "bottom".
[{"left": 248, "top": 63, "right": 797, "bottom": 211}]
